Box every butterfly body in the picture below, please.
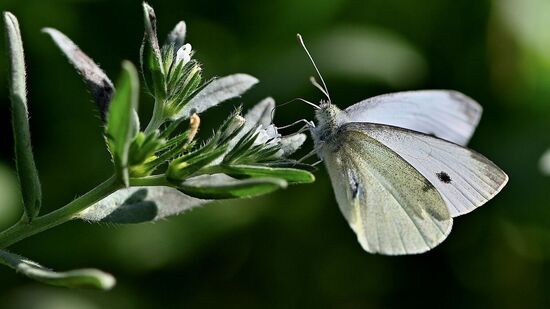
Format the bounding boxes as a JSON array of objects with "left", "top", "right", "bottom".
[{"left": 311, "top": 101, "right": 345, "bottom": 154}]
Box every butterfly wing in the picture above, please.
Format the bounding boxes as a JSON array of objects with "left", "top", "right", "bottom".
[
  {"left": 355, "top": 123, "right": 508, "bottom": 217},
  {"left": 343, "top": 90, "right": 482, "bottom": 146},
  {"left": 321, "top": 124, "right": 452, "bottom": 255}
]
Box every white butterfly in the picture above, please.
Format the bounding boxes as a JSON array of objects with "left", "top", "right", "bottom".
[{"left": 296, "top": 34, "right": 508, "bottom": 255}]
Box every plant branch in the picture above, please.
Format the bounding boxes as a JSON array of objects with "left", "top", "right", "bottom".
[
  {"left": 0, "top": 175, "right": 121, "bottom": 249},
  {"left": 191, "top": 165, "right": 225, "bottom": 176}
]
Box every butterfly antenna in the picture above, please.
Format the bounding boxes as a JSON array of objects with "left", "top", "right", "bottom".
[
  {"left": 270, "top": 98, "right": 319, "bottom": 122},
  {"left": 309, "top": 76, "right": 330, "bottom": 99},
  {"left": 277, "top": 98, "right": 320, "bottom": 111},
  {"left": 277, "top": 119, "right": 314, "bottom": 130},
  {"left": 297, "top": 33, "right": 331, "bottom": 102}
]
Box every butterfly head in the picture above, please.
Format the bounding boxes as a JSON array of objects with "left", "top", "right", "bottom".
[{"left": 316, "top": 100, "right": 338, "bottom": 123}]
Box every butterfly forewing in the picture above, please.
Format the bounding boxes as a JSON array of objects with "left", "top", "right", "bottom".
[
  {"left": 354, "top": 123, "right": 508, "bottom": 217},
  {"left": 321, "top": 125, "right": 452, "bottom": 255},
  {"left": 343, "top": 90, "right": 482, "bottom": 146}
]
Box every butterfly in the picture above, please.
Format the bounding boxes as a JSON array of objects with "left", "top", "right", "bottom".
[{"left": 296, "top": 34, "right": 508, "bottom": 255}]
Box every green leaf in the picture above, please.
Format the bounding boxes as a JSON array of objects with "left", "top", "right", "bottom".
[
  {"left": 0, "top": 250, "right": 115, "bottom": 290},
  {"left": 42, "top": 28, "right": 114, "bottom": 121},
  {"left": 141, "top": 2, "right": 166, "bottom": 100},
  {"left": 78, "top": 186, "right": 211, "bottom": 223},
  {"left": 218, "top": 164, "right": 315, "bottom": 184},
  {"left": 78, "top": 175, "right": 288, "bottom": 224},
  {"left": 178, "top": 176, "right": 287, "bottom": 199},
  {"left": 106, "top": 61, "right": 140, "bottom": 186},
  {"left": 3, "top": 12, "right": 42, "bottom": 221},
  {"left": 175, "top": 74, "right": 259, "bottom": 119}
]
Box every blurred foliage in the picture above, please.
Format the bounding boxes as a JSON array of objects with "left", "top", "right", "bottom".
[
  {"left": 0, "top": 164, "right": 21, "bottom": 230},
  {"left": 0, "top": 0, "right": 550, "bottom": 308}
]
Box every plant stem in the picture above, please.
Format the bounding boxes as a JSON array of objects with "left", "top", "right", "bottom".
[
  {"left": 192, "top": 165, "right": 224, "bottom": 176},
  {"left": 144, "top": 99, "right": 165, "bottom": 134},
  {"left": 0, "top": 175, "right": 121, "bottom": 249},
  {"left": 129, "top": 174, "right": 169, "bottom": 186}
]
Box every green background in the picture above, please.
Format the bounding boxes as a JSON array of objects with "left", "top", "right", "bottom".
[{"left": 1, "top": 0, "right": 550, "bottom": 307}]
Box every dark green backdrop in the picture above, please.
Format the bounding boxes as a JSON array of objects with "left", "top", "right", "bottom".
[{"left": 1, "top": 0, "right": 550, "bottom": 308}]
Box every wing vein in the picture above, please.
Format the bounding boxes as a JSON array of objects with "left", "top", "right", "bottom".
[{"left": 347, "top": 145, "right": 431, "bottom": 249}]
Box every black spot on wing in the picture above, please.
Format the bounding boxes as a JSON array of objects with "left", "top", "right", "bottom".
[{"left": 436, "top": 171, "right": 452, "bottom": 183}]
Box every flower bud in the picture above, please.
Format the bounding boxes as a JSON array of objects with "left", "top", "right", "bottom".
[
  {"left": 222, "top": 115, "right": 245, "bottom": 140},
  {"left": 166, "top": 21, "right": 186, "bottom": 50},
  {"left": 188, "top": 113, "right": 200, "bottom": 142}
]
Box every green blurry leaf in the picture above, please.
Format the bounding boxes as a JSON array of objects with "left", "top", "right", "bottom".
[
  {"left": 178, "top": 176, "right": 287, "bottom": 199},
  {"left": 314, "top": 26, "right": 426, "bottom": 88},
  {"left": 495, "top": 0, "right": 550, "bottom": 59},
  {"left": 219, "top": 164, "right": 315, "bottom": 184},
  {"left": 3, "top": 12, "right": 42, "bottom": 222},
  {"left": 141, "top": 2, "right": 166, "bottom": 100},
  {"left": 78, "top": 186, "right": 211, "bottom": 223},
  {"left": 492, "top": 0, "right": 550, "bottom": 105},
  {"left": 2, "top": 287, "right": 102, "bottom": 309},
  {"left": 176, "top": 74, "right": 259, "bottom": 119},
  {"left": 0, "top": 164, "right": 22, "bottom": 229},
  {"left": 106, "top": 61, "right": 140, "bottom": 186},
  {"left": 42, "top": 28, "right": 114, "bottom": 121},
  {"left": 540, "top": 149, "right": 550, "bottom": 176},
  {"left": 0, "top": 250, "right": 115, "bottom": 290}
]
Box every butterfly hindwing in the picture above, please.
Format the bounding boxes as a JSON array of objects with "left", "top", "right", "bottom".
[
  {"left": 321, "top": 124, "right": 452, "bottom": 255},
  {"left": 343, "top": 90, "right": 482, "bottom": 146},
  {"left": 353, "top": 123, "right": 509, "bottom": 217}
]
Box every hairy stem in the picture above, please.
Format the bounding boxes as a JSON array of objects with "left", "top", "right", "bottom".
[
  {"left": 144, "top": 99, "right": 166, "bottom": 134},
  {"left": 129, "top": 174, "right": 169, "bottom": 186},
  {"left": 0, "top": 175, "right": 121, "bottom": 249}
]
